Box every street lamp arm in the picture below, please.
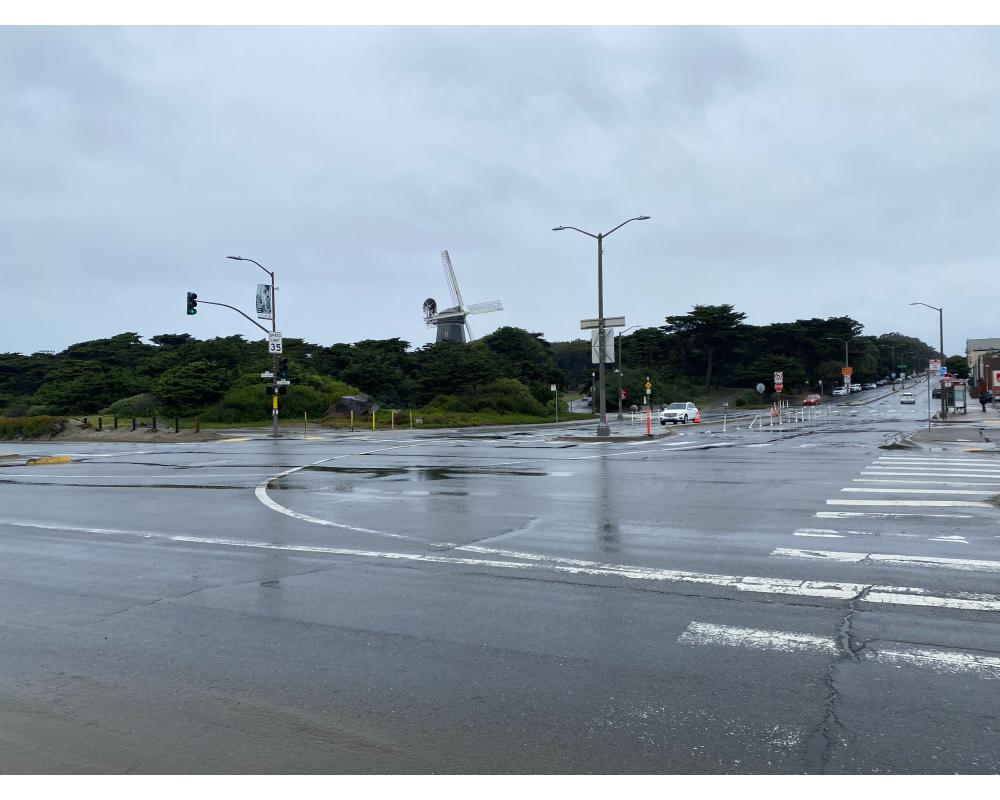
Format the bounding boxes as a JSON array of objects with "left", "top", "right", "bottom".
[
  {"left": 227, "top": 255, "right": 274, "bottom": 278},
  {"left": 196, "top": 299, "right": 271, "bottom": 335},
  {"left": 552, "top": 225, "right": 597, "bottom": 238},
  {"left": 603, "top": 215, "right": 651, "bottom": 238},
  {"left": 910, "top": 301, "right": 941, "bottom": 312}
]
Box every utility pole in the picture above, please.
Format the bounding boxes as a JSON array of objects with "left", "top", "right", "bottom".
[
  {"left": 910, "top": 302, "right": 946, "bottom": 419},
  {"left": 229, "top": 256, "right": 281, "bottom": 437},
  {"left": 553, "top": 216, "right": 650, "bottom": 437}
]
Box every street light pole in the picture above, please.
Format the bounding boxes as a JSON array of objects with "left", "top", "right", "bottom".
[
  {"left": 229, "top": 256, "right": 280, "bottom": 437},
  {"left": 615, "top": 325, "right": 641, "bottom": 420},
  {"left": 553, "top": 216, "right": 650, "bottom": 437},
  {"left": 825, "top": 336, "right": 852, "bottom": 391},
  {"left": 910, "top": 302, "right": 946, "bottom": 420}
]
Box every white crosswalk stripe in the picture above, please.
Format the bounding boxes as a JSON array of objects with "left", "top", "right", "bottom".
[{"left": 677, "top": 623, "right": 1000, "bottom": 680}]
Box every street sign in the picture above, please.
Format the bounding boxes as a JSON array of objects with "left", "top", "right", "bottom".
[
  {"left": 260, "top": 371, "right": 274, "bottom": 378},
  {"left": 929, "top": 359, "right": 941, "bottom": 371},
  {"left": 842, "top": 366, "right": 853, "bottom": 377},
  {"left": 756, "top": 383, "right": 765, "bottom": 394},
  {"left": 891, "top": 372, "right": 896, "bottom": 379},
  {"left": 620, "top": 388, "right": 628, "bottom": 400},
  {"left": 276, "top": 379, "right": 291, "bottom": 386},
  {"left": 939, "top": 366, "right": 948, "bottom": 376},
  {"left": 580, "top": 316, "right": 626, "bottom": 330},
  {"left": 993, "top": 369, "right": 1000, "bottom": 387},
  {"left": 775, "top": 384, "right": 784, "bottom": 393},
  {"left": 644, "top": 381, "right": 652, "bottom": 390},
  {"left": 773, "top": 371, "right": 783, "bottom": 384},
  {"left": 550, "top": 384, "right": 557, "bottom": 392},
  {"left": 590, "top": 330, "right": 615, "bottom": 363},
  {"left": 268, "top": 331, "right": 283, "bottom": 354}
]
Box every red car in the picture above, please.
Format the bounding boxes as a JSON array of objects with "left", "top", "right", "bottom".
[{"left": 802, "top": 394, "right": 822, "bottom": 406}]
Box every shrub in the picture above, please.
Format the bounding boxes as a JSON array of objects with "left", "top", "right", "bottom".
[
  {"left": 102, "top": 392, "right": 161, "bottom": 417},
  {"left": 0, "top": 416, "right": 68, "bottom": 439}
]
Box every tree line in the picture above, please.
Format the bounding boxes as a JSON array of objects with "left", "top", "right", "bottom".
[{"left": 0, "top": 305, "right": 943, "bottom": 420}]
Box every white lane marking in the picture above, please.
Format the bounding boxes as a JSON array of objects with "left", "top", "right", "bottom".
[
  {"left": 7, "top": 518, "right": 1000, "bottom": 611},
  {"left": 677, "top": 622, "right": 836, "bottom": 654},
  {"left": 826, "top": 499, "right": 991, "bottom": 508},
  {"left": 872, "top": 647, "right": 1000, "bottom": 679},
  {"left": 866, "top": 465, "right": 1000, "bottom": 474},
  {"left": 566, "top": 448, "right": 655, "bottom": 460},
  {"left": 817, "top": 511, "right": 973, "bottom": 519},
  {"left": 854, "top": 478, "right": 1000, "bottom": 488},
  {"left": 772, "top": 547, "right": 1000, "bottom": 573},
  {"left": 745, "top": 443, "right": 776, "bottom": 447},
  {"left": 877, "top": 457, "right": 1000, "bottom": 464},
  {"left": 677, "top": 623, "right": 1000, "bottom": 680},
  {"left": 862, "top": 471, "right": 1000, "bottom": 479},
  {"left": 842, "top": 487, "right": 993, "bottom": 496},
  {"left": 795, "top": 527, "right": 965, "bottom": 543}
]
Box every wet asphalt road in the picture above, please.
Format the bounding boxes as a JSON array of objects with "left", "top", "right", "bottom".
[{"left": 2, "top": 383, "right": 999, "bottom": 774}]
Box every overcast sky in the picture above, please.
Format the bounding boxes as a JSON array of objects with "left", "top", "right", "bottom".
[{"left": 3, "top": 26, "right": 998, "bottom": 357}]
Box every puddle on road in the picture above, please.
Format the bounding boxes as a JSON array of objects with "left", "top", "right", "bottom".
[{"left": 302, "top": 465, "right": 549, "bottom": 480}]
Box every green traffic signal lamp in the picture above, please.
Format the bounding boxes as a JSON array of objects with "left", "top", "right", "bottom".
[
  {"left": 186, "top": 292, "right": 198, "bottom": 315},
  {"left": 278, "top": 357, "right": 289, "bottom": 379}
]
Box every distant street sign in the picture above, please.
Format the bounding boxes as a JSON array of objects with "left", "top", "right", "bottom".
[
  {"left": 929, "top": 359, "right": 941, "bottom": 371},
  {"left": 550, "top": 384, "right": 557, "bottom": 392},
  {"left": 276, "top": 379, "right": 291, "bottom": 386},
  {"left": 842, "top": 366, "right": 853, "bottom": 377},
  {"left": 756, "top": 383, "right": 765, "bottom": 394},
  {"left": 891, "top": 372, "right": 896, "bottom": 379},
  {"left": 580, "top": 316, "right": 626, "bottom": 330},
  {"left": 773, "top": 371, "right": 783, "bottom": 384},
  {"left": 260, "top": 371, "right": 274, "bottom": 378},
  {"left": 939, "top": 366, "right": 948, "bottom": 376},
  {"left": 775, "top": 384, "right": 784, "bottom": 393},
  {"left": 644, "top": 381, "right": 652, "bottom": 390},
  {"left": 268, "top": 332, "right": 283, "bottom": 354}
]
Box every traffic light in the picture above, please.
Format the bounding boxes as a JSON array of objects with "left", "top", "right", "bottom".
[
  {"left": 186, "top": 292, "right": 198, "bottom": 315},
  {"left": 277, "top": 357, "right": 289, "bottom": 379}
]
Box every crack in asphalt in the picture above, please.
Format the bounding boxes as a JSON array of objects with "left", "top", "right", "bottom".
[{"left": 805, "top": 584, "right": 874, "bottom": 773}]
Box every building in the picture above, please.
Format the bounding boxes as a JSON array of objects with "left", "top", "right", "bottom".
[{"left": 966, "top": 337, "right": 1000, "bottom": 391}]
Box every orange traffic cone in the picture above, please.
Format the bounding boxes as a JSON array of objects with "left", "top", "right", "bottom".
[
  {"left": 694, "top": 411, "right": 701, "bottom": 423},
  {"left": 770, "top": 402, "right": 778, "bottom": 417}
]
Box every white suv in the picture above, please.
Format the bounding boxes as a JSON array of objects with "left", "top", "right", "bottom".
[
  {"left": 832, "top": 387, "right": 848, "bottom": 397},
  {"left": 660, "top": 402, "right": 699, "bottom": 425}
]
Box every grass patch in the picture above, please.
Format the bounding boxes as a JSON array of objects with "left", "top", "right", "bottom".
[{"left": 0, "top": 416, "right": 68, "bottom": 439}]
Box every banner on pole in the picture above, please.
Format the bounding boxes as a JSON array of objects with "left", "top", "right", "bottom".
[{"left": 256, "top": 284, "right": 273, "bottom": 320}]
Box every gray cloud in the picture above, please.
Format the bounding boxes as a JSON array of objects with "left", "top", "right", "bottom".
[{"left": 3, "top": 26, "right": 998, "bottom": 355}]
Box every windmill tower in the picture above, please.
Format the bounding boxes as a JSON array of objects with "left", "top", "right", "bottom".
[{"left": 422, "top": 250, "right": 503, "bottom": 343}]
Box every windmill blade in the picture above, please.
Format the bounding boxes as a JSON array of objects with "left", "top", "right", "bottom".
[
  {"left": 465, "top": 319, "right": 475, "bottom": 342},
  {"left": 466, "top": 300, "right": 503, "bottom": 315},
  {"left": 440, "top": 250, "right": 464, "bottom": 310}
]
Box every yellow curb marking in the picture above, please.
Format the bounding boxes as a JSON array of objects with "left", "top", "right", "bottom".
[{"left": 26, "top": 455, "right": 73, "bottom": 465}]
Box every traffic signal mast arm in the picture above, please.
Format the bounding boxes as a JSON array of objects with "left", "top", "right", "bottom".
[{"left": 192, "top": 298, "right": 271, "bottom": 335}]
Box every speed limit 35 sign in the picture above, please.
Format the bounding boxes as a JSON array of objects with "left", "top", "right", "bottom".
[{"left": 268, "top": 332, "right": 283, "bottom": 354}]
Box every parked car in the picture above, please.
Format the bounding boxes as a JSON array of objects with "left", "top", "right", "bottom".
[
  {"left": 802, "top": 394, "right": 822, "bottom": 406},
  {"left": 863, "top": 382, "right": 877, "bottom": 390},
  {"left": 660, "top": 402, "right": 699, "bottom": 425},
  {"left": 832, "top": 386, "right": 848, "bottom": 397},
  {"left": 900, "top": 392, "right": 917, "bottom": 404},
  {"left": 850, "top": 384, "right": 863, "bottom": 393},
  {"left": 931, "top": 387, "right": 941, "bottom": 398}
]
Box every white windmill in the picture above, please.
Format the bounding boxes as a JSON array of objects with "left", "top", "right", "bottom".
[{"left": 422, "top": 250, "right": 503, "bottom": 343}]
